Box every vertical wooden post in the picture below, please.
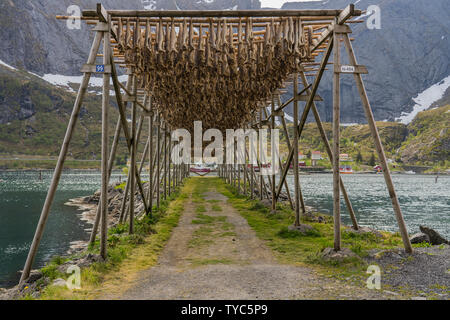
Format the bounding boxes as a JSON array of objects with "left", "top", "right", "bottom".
[
  {"left": 163, "top": 124, "right": 167, "bottom": 200},
  {"left": 233, "top": 143, "right": 237, "bottom": 190},
  {"left": 243, "top": 132, "right": 247, "bottom": 196},
  {"left": 89, "top": 116, "right": 122, "bottom": 244},
  {"left": 274, "top": 39, "right": 333, "bottom": 202},
  {"left": 148, "top": 106, "right": 154, "bottom": 214},
  {"left": 19, "top": 31, "right": 104, "bottom": 284},
  {"left": 237, "top": 142, "right": 241, "bottom": 193},
  {"left": 298, "top": 71, "right": 359, "bottom": 230},
  {"left": 342, "top": 33, "right": 412, "bottom": 253},
  {"left": 100, "top": 20, "right": 111, "bottom": 259},
  {"left": 271, "top": 98, "right": 276, "bottom": 212},
  {"left": 332, "top": 28, "right": 341, "bottom": 251},
  {"left": 129, "top": 73, "right": 137, "bottom": 234},
  {"left": 293, "top": 74, "right": 301, "bottom": 226},
  {"left": 156, "top": 113, "right": 161, "bottom": 208},
  {"left": 168, "top": 130, "right": 172, "bottom": 196},
  {"left": 259, "top": 108, "right": 263, "bottom": 200}
]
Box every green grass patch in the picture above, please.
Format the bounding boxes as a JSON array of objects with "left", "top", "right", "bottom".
[
  {"left": 34, "top": 178, "right": 191, "bottom": 300},
  {"left": 195, "top": 205, "right": 207, "bottom": 213},
  {"left": 208, "top": 177, "right": 404, "bottom": 281}
]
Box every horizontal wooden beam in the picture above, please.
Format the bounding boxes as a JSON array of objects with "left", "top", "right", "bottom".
[
  {"left": 83, "top": 9, "right": 361, "bottom": 19},
  {"left": 334, "top": 64, "right": 368, "bottom": 74},
  {"left": 311, "top": 4, "right": 358, "bottom": 52}
]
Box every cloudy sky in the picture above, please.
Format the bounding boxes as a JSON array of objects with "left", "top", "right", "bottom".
[{"left": 260, "top": 0, "right": 321, "bottom": 9}]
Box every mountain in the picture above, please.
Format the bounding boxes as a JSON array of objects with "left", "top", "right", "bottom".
[
  {"left": 280, "top": 103, "right": 449, "bottom": 168},
  {"left": 0, "top": 0, "right": 448, "bottom": 122},
  {"left": 0, "top": 0, "right": 448, "bottom": 166},
  {"left": 145, "top": 0, "right": 261, "bottom": 10},
  {"left": 0, "top": 0, "right": 144, "bottom": 75},
  {"left": 280, "top": 0, "right": 450, "bottom": 123},
  {"left": 399, "top": 104, "right": 449, "bottom": 164},
  {"left": 0, "top": 64, "right": 129, "bottom": 160}
]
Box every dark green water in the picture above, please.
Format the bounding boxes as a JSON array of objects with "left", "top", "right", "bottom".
[
  {"left": 286, "top": 174, "right": 450, "bottom": 238},
  {"left": 0, "top": 170, "right": 124, "bottom": 288}
]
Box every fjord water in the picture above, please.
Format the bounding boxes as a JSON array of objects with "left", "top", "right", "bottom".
[
  {"left": 0, "top": 171, "right": 449, "bottom": 288},
  {"left": 286, "top": 174, "right": 449, "bottom": 238},
  {"left": 0, "top": 170, "right": 123, "bottom": 288}
]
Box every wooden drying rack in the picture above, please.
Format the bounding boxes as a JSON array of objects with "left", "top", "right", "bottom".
[{"left": 19, "top": 3, "right": 413, "bottom": 285}]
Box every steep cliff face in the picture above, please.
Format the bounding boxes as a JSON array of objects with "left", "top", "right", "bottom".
[
  {"left": 0, "top": 0, "right": 144, "bottom": 75},
  {"left": 0, "top": 0, "right": 448, "bottom": 125},
  {"left": 147, "top": 0, "right": 261, "bottom": 10},
  {"left": 281, "top": 0, "right": 450, "bottom": 123}
]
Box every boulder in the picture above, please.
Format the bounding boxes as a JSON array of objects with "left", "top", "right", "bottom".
[
  {"left": 25, "top": 270, "right": 43, "bottom": 284},
  {"left": 321, "top": 247, "right": 358, "bottom": 262},
  {"left": 260, "top": 199, "right": 272, "bottom": 208},
  {"left": 419, "top": 226, "right": 449, "bottom": 245},
  {"left": 288, "top": 224, "right": 313, "bottom": 234},
  {"left": 409, "top": 232, "right": 430, "bottom": 244},
  {"left": 52, "top": 278, "right": 66, "bottom": 287},
  {"left": 345, "top": 226, "right": 383, "bottom": 238}
]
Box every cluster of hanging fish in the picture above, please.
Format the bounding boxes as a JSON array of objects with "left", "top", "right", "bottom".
[{"left": 117, "top": 17, "right": 312, "bottom": 132}]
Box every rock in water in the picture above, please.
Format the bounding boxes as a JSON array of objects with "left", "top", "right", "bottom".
[
  {"left": 409, "top": 232, "right": 430, "bottom": 244},
  {"left": 419, "top": 226, "right": 449, "bottom": 245}
]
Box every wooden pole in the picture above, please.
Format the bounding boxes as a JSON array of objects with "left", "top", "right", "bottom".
[
  {"left": 271, "top": 98, "right": 276, "bottom": 212},
  {"left": 332, "top": 28, "right": 341, "bottom": 251},
  {"left": 278, "top": 113, "right": 299, "bottom": 211},
  {"left": 259, "top": 109, "right": 264, "bottom": 201},
  {"left": 243, "top": 131, "right": 247, "bottom": 196},
  {"left": 293, "top": 74, "right": 301, "bottom": 225},
  {"left": 19, "top": 30, "right": 104, "bottom": 284},
  {"left": 119, "top": 113, "right": 144, "bottom": 223},
  {"left": 156, "top": 113, "right": 161, "bottom": 208},
  {"left": 274, "top": 38, "right": 333, "bottom": 201},
  {"left": 100, "top": 20, "right": 111, "bottom": 259},
  {"left": 148, "top": 106, "right": 154, "bottom": 214},
  {"left": 168, "top": 131, "right": 172, "bottom": 196},
  {"left": 128, "top": 72, "right": 137, "bottom": 234},
  {"left": 342, "top": 33, "right": 412, "bottom": 253},
  {"left": 298, "top": 71, "right": 359, "bottom": 230},
  {"left": 86, "top": 8, "right": 360, "bottom": 18},
  {"left": 110, "top": 65, "right": 149, "bottom": 214},
  {"left": 89, "top": 116, "right": 122, "bottom": 245}
]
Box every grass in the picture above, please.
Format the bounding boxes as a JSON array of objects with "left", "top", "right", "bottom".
[
  {"left": 210, "top": 177, "right": 405, "bottom": 282},
  {"left": 34, "top": 178, "right": 192, "bottom": 300},
  {"left": 187, "top": 178, "right": 236, "bottom": 252}
]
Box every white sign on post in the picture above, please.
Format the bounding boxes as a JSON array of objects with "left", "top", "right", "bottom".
[{"left": 341, "top": 65, "right": 355, "bottom": 73}]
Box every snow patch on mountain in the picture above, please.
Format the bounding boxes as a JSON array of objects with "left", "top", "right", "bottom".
[
  {"left": 395, "top": 75, "right": 450, "bottom": 124},
  {"left": 39, "top": 74, "right": 128, "bottom": 93},
  {"left": 142, "top": 0, "right": 156, "bottom": 10},
  {"left": 0, "top": 59, "right": 17, "bottom": 71},
  {"left": 261, "top": 0, "right": 321, "bottom": 9}
]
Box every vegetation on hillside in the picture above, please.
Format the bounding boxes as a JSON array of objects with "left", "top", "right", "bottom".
[
  {"left": 0, "top": 68, "right": 448, "bottom": 171},
  {"left": 279, "top": 105, "right": 449, "bottom": 170}
]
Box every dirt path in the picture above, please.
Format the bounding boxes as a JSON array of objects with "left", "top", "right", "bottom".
[{"left": 104, "top": 182, "right": 402, "bottom": 300}]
